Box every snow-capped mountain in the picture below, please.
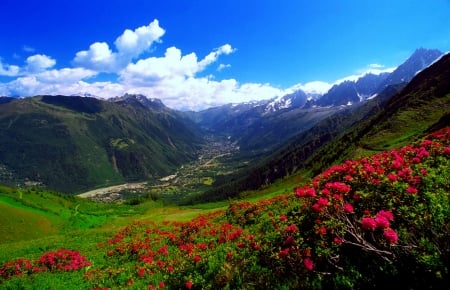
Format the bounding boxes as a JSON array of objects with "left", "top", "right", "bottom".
[
  {"left": 315, "top": 48, "right": 443, "bottom": 107},
  {"left": 264, "top": 90, "right": 308, "bottom": 113}
]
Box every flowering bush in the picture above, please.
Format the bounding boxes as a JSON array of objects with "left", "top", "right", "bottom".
[{"left": 0, "top": 249, "right": 91, "bottom": 280}]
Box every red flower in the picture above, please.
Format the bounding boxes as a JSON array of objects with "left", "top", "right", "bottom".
[
  {"left": 383, "top": 228, "right": 398, "bottom": 244},
  {"left": 333, "top": 237, "right": 343, "bottom": 245},
  {"left": 137, "top": 267, "right": 145, "bottom": 277},
  {"left": 186, "top": 281, "right": 193, "bottom": 289},
  {"left": 159, "top": 281, "right": 165, "bottom": 288},
  {"left": 280, "top": 215, "right": 287, "bottom": 222},
  {"left": 376, "top": 210, "right": 394, "bottom": 221},
  {"left": 375, "top": 216, "right": 390, "bottom": 229},
  {"left": 193, "top": 255, "right": 201, "bottom": 263},
  {"left": 317, "top": 226, "right": 327, "bottom": 236},
  {"left": 296, "top": 187, "right": 316, "bottom": 197},
  {"left": 444, "top": 146, "right": 450, "bottom": 155},
  {"left": 285, "top": 224, "right": 298, "bottom": 233},
  {"left": 387, "top": 173, "right": 398, "bottom": 182},
  {"left": 278, "top": 248, "right": 290, "bottom": 259},
  {"left": 343, "top": 203, "right": 354, "bottom": 213},
  {"left": 303, "top": 258, "right": 314, "bottom": 271},
  {"left": 406, "top": 186, "right": 418, "bottom": 194},
  {"left": 361, "top": 217, "right": 377, "bottom": 230}
]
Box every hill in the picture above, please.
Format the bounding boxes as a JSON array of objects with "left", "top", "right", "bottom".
[
  {"left": 1, "top": 126, "right": 448, "bottom": 289},
  {"left": 0, "top": 95, "right": 204, "bottom": 193}
]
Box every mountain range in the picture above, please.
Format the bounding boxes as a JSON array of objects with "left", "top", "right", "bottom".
[
  {"left": 0, "top": 94, "right": 203, "bottom": 193},
  {"left": 0, "top": 48, "right": 448, "bottom": 196}
]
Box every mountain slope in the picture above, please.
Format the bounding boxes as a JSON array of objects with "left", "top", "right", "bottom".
[{"left": 0, "top": 95, "right": 204, "bottom": 193}]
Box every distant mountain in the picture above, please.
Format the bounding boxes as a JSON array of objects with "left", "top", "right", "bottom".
[
  {"left": 316, "top": 48, "right": 442, "bottom": 107},
  {"left": 189, "top": 49, "right": 444, "bottom": 158},
  {"left": 377, "top": 48, "right": 443, "bottom": 90},
  {"left": 189, "top": 52, "right": 450, "bottom": 203},
  {"left": 265, "top": 90, "right": 309, "bottom": 113},
  {"left": 0, "top": 95, "right": 204, "bottom": 193},
  {"left": 189, "top": 96, "right": 341, "bottom": 157}
]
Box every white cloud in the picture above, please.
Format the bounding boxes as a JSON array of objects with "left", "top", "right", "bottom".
[
  {"left": 198, "top": 44, "right": 236, "bottom": 70},
  {"left": 26, "top": 54, "right": 56, "bottom": 72},
  {"left": 369, "top": 63, "right": 384, "bottom": 69},
  {"left": 0, "top": 68, "right": 97, "bottom": 96},
  {"left": 120, "top": 44, "right": 236, "bottom": 85},
  {"left": 22, "top": 45, "right": 35, "bottom": 52},
  {"left": 115, "top": 19, "right": 165, "bottom": 57},
  {"left": 335, "top": 64, "right": 396, "bottom": 84},
  {"left": 288, "top": 81, "right": 332, "bottom": 95},
  {"left": 74, "top": 42, "right": 116, "bottom": 71},
  {"left": 73, "top": 20, "right": 165, "bottom": 72},
  {"left": 1, "top": 20, "right": 264, "bottom": 110},
  {"left": 0, "top": 59, "right": 20, "bottom": 76},
  {"left": 35, "top": 68, "right": 96, "bottom": 84},
  {"left": 217, "top": 63, "right": 231, "bottom": 71}
]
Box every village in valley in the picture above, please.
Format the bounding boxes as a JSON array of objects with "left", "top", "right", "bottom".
[{"left": 78, "top": 135, "right": 241, "bottom": 203}]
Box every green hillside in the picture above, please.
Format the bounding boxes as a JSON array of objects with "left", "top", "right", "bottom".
[{"left": 0, "top": 95, "right": 204, "bottom": 193}]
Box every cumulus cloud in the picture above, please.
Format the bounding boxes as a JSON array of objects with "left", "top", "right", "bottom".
[
  {"left": 74, "top": 42, "right": 116, "bottom": 71},
  {"left": 0, "top": 20, "right": 287, "bottom": 110},
  {"left": 73, "top": 20, "right": 165, "bottom": 72},
  {"left": 120, "top": 43, "right": 236, "bottom": 86},
  {"left": 289, "top": 81, "right": 332, "bottom": 95},
  {"left": 26, "top": 54, "right": 56, "bottom": 72},
  {"left": 115, "top": 19, "right": 165, "bottom": 57},
  {"left": 0, "top": 68, "right": 97, "bottom": 96},
  {"left": 0, "top": 59, "right": 20, "bottom": 76}
]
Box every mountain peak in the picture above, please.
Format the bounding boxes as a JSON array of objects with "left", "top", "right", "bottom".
[{"left": 111, "top": 94, "right": 167, "bottom": 111}]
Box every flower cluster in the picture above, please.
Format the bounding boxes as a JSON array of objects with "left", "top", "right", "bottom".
[{"left": 0, "top": 249, "right": 91, "bottom": 280}]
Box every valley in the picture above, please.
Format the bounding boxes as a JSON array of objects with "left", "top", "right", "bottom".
[{"left": 76, "top": 135, "right": 241, "bottom": 203}]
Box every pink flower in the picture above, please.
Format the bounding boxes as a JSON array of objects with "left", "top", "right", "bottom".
[
  {"left": 406, "top": 186, "right": 418, "bottom": 194},
  {"left": 296, "top": 187, "right": 316, "bottom": 197},
  {"left": 317, "top": 227, "right": 327, "bottom": 236},
  {"left": 333, "top": 237, "right": 343, "bottom": 245},
  {"left": 343, "top": 203, "right": 354, "bottom": 213},
  {"left": 375, "top": 216, "right": 390, "bottom": 229},
  {"left": 278, "top": 248, "right": 290, "bottom": 258},
  {"left": 377, "top": 210, "right": 394, "bottom": 221},
  {"left": 159, "top": 281, "right": 165, "bottom": 288},
  {"left": 285, "top": 224, "right": 298, "bottom": 233},
  {"left": 303, "top": 258, "right": 314, "bottom": 271},
  {"left": 383, "top": 228, "right": 398, "bottom": 244},
  {"left": 387, "top": 173, "right": 398, "bottom": 182},
  {"left": 444, "top": 146, "right": 450, "bottom": 155},
  {"left": 361, "top": 217, "right": 377, "bottom": 231}
]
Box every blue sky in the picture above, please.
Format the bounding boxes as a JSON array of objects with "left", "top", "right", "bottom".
[{"left": 1, "top": 0, "right": 449, "bottom": 110}]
